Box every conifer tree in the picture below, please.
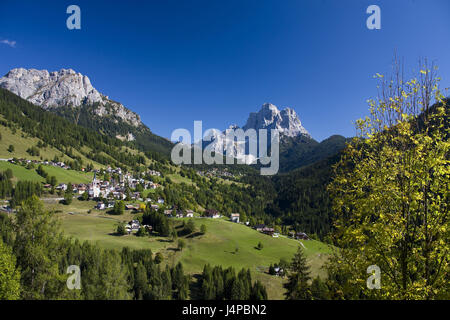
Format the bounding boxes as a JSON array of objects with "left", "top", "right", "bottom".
[
  {"left": 133, "top": 262, "right": 148, "bottom": 300},
  {"left": 284, "top": 246, "right": 311, "bottom": 300}
]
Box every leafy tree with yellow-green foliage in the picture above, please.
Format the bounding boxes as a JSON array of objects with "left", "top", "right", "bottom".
[
  {"left": 327, "top": 58, "right": 449, "bottom": 300},
  {"left": 0, "top": 239, "right": 21, "bottom": 300}
]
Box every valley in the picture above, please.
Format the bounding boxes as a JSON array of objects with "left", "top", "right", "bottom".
[
  {"left": 0, "top": 0, "right": 448, "bottom": 304},
  {"left": 0, "top": 68, "right": 343, "bottom": 300},
  {"left": 1, "top": 62, "right": 445, "bottom": 301},
  {"left": 0, "top": 68, "right": 344, "bottom": 301}
]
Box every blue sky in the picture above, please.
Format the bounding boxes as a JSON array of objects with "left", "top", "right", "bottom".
[{"left": 1, "top": 0, "right": 449, "bottom": 141}]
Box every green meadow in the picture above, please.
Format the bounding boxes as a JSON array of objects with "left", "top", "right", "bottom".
[
  {"left": 0, "top": 161, "right": 93, "bottom": 184},
  {"left": 0, "top": 161, "right": 44, "bottom": 183},
  {"left": 56, "top": 208, "right": 332, "bottom": 299},
  {"left": 42, "top": 165, "right": 93, "bottom": 184},
  {"left": 0, "top": 122, "right": 103, "bottom": 169}
]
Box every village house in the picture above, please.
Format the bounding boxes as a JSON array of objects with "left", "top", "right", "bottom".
[
  {"left": 288, "top": 231, "right": 310, "bottom": 240},
  {"left": 129, "top": 220, "right": 140, "bottom": 230},
  {"left": 274, "top": 266, "right": 284, "bottom": 276},
  {"left": 175, "top": 210, "right": 184, "bottom": 218},
  {"left": 56, "top": 183, "right": 67, "bottom": 191},
  {"left": 185, "top": 210, "right": 194, "bottom": 218},
  {"left": 148, "top": 170, "right": 161, "bottom": 176},
  {"left": 295, "top": 232, "right": 309, "bottom": 240},
  {"left": 77, "top": 184, "right": 87, "bottom": 194},
  {"left": 101, "top": 181, "right": 109, "bottom": 188},
  {"left": 230, "top": 213, "right": 240, "bottom": 223},
  {"left": 262, "top": 227, "right": 275, "bottom": 236},
  {"left": 204, "top": 209, "right": 220, "bottom": 219},
  {"left": 96, "top": 202, "right": 105, "bottom": 210},
  {"left": 254, "top": 224, "right": 265, "bottom": 232},
  {"left": 132, "top": 192, "right": 141, "bottom": 199},
  {"left": 149, "top": 183, "right": 158, "bottom": 189},
  {"left": 125, "top": 204, "right": 139, "bottom": 211}
]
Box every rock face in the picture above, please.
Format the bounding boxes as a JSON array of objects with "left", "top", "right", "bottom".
[
  {"left": 243, "top": 103, "right": 310, "bottom": 137},
  {"left": 203, "top": 103, "right": 310, "bottom": 163},
  {"left": 0, "top": 68, "right": 142, "bottom": 127}
]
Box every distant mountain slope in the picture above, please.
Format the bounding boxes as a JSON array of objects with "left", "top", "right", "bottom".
[
  {"left": 279, "top": 134, "right": 350, "bottom": 172},
  {"left": 269, "top": 152, "right": 343, "bottom": 238},
  {"left": 0, "top": 68, "right": 173, "bottom": 157},
  {"left": 49, "top": 103, "right": 173, "bottom": 157}
]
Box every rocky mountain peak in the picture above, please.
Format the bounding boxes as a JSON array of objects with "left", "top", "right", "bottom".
[
  {"left": 243, "top": 103, "right": 309, "bottom": 138},
  {"left": 0, "top": 68, "right": 142, "bottom": 127},
  {"left": 200, "top": 103, "right": 310, "bottom": 164}
]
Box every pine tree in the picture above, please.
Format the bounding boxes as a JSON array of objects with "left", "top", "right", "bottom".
[
  {"left": 177, "top": 239, "right": 186, "bottom": 251},
  {"left": 82, "top": 247, "right": 131, "bottom": 300},
  {"left": 310, "top": 276, "right": 329, "bottom": 300},
  {"left": 172, "top": 262, "right": 189, "bottom": 300},
  {"left": 133, "top": 262, "right": 148, "bottom": 300},
  {"left": 230, "top": 278, "right": 242, "bottom": 300},
  {"left": 250, "top": 280, "right": 267, "bottom": 300},
  {"left": 161, "top": 265, "right": 173, "bottom": 299},
  {"left": 213, "top": 267, "right": 224, "bottom": 300},
  {"left": 64, "top": 183, "right": 73, "bottom": 205},
  {"left": 284, "top": 246, "right": 311, "bottom": 300},
  {"left": 269, "top": 264, "right": 275, "bottom": 275}
]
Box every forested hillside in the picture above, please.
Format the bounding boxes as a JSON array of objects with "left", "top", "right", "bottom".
[
  {"left": 278, "top": 134, "right": 349, "bottom": 172},
  {"left": 0, "top": 88, "right": 156, "bottom": 169},
  {"left": 49, "top": 103, "right": 174, "bottom": 157},
  {"left": 269, "top": 153, "right": 341, "bottom": 239}
]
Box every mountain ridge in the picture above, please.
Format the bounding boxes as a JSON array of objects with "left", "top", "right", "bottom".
[
  {"left": 0, "top": 68, "right": 142, "bottom": 127},
  {"left": 0, "top": 68, "right": 173, "bottom": 156}
]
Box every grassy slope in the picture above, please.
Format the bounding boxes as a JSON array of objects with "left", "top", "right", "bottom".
[
  {"left": 43, "top": 165, "right": 93, "bottom": 184},
  {"left": 53, "top": 200, "right": 176, "bottom": 251},
  {"left": 0, "top": 161, "right": 43, "bottom": 183},
  {"left": 166, "top": 173, "right": 196, "bottom": 186},
  {"left": 55, "top": 203, "right": 332, "bottom": 299},
  {"left": 0, "top": 161, "right": 93, "bottom": 184},
  {"left": 0, "top": 122, "right": 104, "bottom": 169}
]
